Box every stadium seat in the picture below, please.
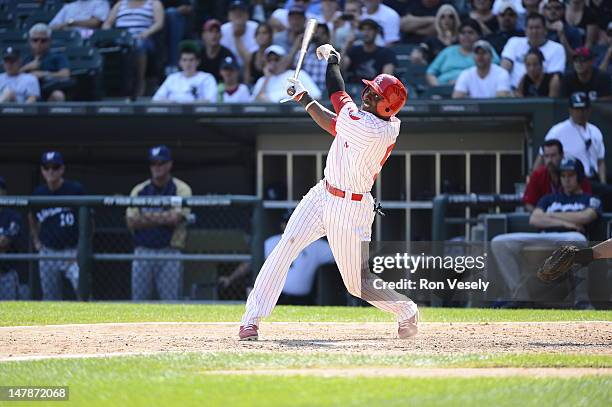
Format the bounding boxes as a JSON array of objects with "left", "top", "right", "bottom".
[
  {"left": 50, "top": 29, "right": 83, "bottom": 50},
  {"left": 88, "top": 29, "right": 135, "bottom": 52},
  {"left": 87, "top": 29, "right": 135, "bottom": 98},
  {"left": 20, "top": 9, "right": 59, "bottom": 30},
  {"left": 0, "top": 30, "right": 28, "bottom": 48},
  {"left": 0, "top": 10, "right": 14, "bottom": 32},
  {"left": 65, "top": 46, "right": 103, "bottom": 100},
  {"left": 420, "top": 85, "right": 454, "bottom": 99}
]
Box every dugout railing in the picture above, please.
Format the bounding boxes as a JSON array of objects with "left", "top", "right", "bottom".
[
  {"left": 0, "top": 195, "right": 263, "bottom": 301},
  {"left": 431, "top": 194, "right": 612, "bottom": 307}
]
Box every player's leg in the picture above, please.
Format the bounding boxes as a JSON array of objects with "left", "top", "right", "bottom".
[
  {"left": 325, "top": 197, "right": 417, "bottom": 323},
  {"left": 39, "top": 247, "right": 62, "bottom": 300},
  {"left": 63, "top": 249, "right": 79, "bottom": 297},
  {"left": 156, "top": 248, "right": 183, "bottom": 300},
  {"left": 131, "top": 247, "right": 154, "bottom": 300},
  {"left": 241, "top": 183, "right": 326, "bottom": 326}
]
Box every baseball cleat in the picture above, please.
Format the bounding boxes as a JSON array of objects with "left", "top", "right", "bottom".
[
  {"left": 238, "top": 324, "right": 258, "bottom": 341},
  {"left": 397, "top": 310, "right": 419, "bottom": 339}
]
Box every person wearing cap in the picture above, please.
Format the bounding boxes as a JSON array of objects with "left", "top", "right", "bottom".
[
  {"left": 220, "top": 0, "right": 259, "bottom": 67},
  {"left": 273, "top": 4, "right": 307, "bottom": 52},
  {"left": 542, "top": 0, "right": 582, "bottom": 57},
  {"left": 161, "top": 0, "right": 193, "bottom": 73},
  {"left": 103, "top": 0, "right": 165, "bottom": 99},
  {"left": 501, "top": 12, "right": 565, "bottom": 89},
  {"left": 126, "top": 146, "right": 192, "bottom": 301},
  {"left": 49, "top": 0, "right": 109, "bottom": 39},
  {"left": 537, "top": 93, "right": 608, "bottom": 202},
  {"left": 0, "top": 177, "right": 25, "bottom": 300},
  {"left": 561, "top": 46, "right": 612, "bottom": 101},
  {"left": 200, "top": 19, "right": 237, "bottom": 82},
  {"left": 269, "top": 0, "right": 317, "bottom": 33},
  {"left": 362, "top": 0, "right": 401, "bottom": 45},
  {"left": 153, "top": 43, "right": 217, "bottom": 103},
  {"left": 492, "top": 157, "right": 600, "bottom": 308},
  {"left": 251, "top": 45, "right": 321, "bottom": 102},
  {"left": 485, "top": 0, "right": 524, "bottom": 54},
  {"left": 20, "top": 23, "right": 71, "bottom": 102},
  {"left": 219, "top": 55, "right": 251, "bottom": 103},
  {"left": 426, "top": 18, "right": 501, "bottom": 86},
  {"left": 342, "top": 19, "right": 397, "bottom": 84},
  {"left": 0, "top": 47, "right": 40, "bottom": 104},
  {"left": 452, "top": 40, "right": 511, "bottom": 98},
  {"left": 29, "top": 152, "right": 85, "bottom": 300}
]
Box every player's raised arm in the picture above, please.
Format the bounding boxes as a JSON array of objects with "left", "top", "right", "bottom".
[{"left": 283, "top": 44, "right": 350, "bottom": 136}]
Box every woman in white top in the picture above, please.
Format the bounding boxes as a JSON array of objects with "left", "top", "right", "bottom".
[{"left": 104, "top": 0, "right": 165, "bottom": 98}]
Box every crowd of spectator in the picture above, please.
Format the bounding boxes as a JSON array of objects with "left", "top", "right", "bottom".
[{"left": 0, "top": 0, "right": 610, "bottom": 103}]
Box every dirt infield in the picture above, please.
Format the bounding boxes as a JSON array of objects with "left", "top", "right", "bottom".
[{"left": 1, "top": 321, "right": 611, "bottom": 362}]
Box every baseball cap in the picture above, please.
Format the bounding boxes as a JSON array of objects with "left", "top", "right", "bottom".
[
  {"left": 203, "top": 19, "right": 221, "bottom": 32},
  {"left": 569, "top": 92, "right": 590, "bottom": 109},
  {"left": 149, "top": 145, "right": 172, "bottom": 162},
  {"left": 558, "top": 157, "right": 585, "bottom": 181},
  {"left": 497, "top": 0, "right": 519, "bottom": 14},
  {"left": 473, "top": 40, "right": 493, "bottom": 54},
  {"left": 573, "top": 47, "right": 593, "bottom": 61},
  {"left": 264, "top": 44, "right": 287, "bottom": 57},
  {"left": 41, "top": 151, "right": 64, "bottom": 165},
  {"left": 0, "top": 176, "right": 7, "bottom": 190},
  {"left": 2, "top": 46, "right": 19, "bottom": 60},
  {"left": 220, "top": 55, "right": 239, "bottom": 70},
  {"left": 228, "top": 0, "right": 248, "bottom": 11}
]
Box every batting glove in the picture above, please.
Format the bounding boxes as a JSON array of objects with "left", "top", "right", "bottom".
[
  {"left": 284, "top": 78, "right": 307, "bottom": 102},
  {"left": 316, "top": 44, "right": 340, "bottom": 62}
]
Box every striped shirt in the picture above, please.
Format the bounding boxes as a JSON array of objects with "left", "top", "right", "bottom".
[
  {"left": 325, "top": 91, "right": 400, "bottom": 193},
  {"left": 115, "top": 0, "right": 155, "bottom": 37}
]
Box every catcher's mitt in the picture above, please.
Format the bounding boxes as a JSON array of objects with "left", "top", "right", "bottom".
[{"left": 537, "top": 245, "right": 579, "bottom": 282}]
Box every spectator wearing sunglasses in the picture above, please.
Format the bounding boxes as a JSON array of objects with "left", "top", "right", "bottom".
[
  {"left": 21, "top": 24, "right": 71, "bottom": 102},
  {"left": 28, "top": 152, "right": 85, "bottom": 300}
]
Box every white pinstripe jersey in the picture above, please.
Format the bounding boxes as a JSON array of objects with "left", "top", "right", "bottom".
[{"left": 324, "top": 92, "right": 401, "bottom": 193}]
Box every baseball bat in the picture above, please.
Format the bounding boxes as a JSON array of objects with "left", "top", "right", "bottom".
[{"left": 287, "top": 18, "right": 318, "bottom": 97}]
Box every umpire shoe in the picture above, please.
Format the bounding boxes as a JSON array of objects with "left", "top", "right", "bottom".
[
  {"left": 238, "top": 324, "right": 258, "bottom": 341},
  {"left": 398, "top": 310, "right": 419, "bottom": 339}
]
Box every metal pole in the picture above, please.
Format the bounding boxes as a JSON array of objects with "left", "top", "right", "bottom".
[
  {"left": 250, "top": 200, "right": 264, "bottom": 283},
  {"left": 77, "top": 206, "right": 93, "bottom": 300}
]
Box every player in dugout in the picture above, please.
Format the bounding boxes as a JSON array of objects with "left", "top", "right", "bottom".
[{"left": 238, "top": 41, "right": 419, "bottom": 341}]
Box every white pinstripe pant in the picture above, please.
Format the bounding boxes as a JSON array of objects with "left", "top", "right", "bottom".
[{"left": 241, "top": 180, "right": 417, "bottom": 325}]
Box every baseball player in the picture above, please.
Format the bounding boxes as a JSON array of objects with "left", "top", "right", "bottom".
[
  {"left": 28, "top": 151, "right": 84, "bottom": 300},
  {"left": 239, "top": 43, "right": 419, "bottom": 340}
]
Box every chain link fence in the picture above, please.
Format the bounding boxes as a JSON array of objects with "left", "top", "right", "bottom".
[{"left": 0, "top": 196, "right": 263, "bottom": 301}]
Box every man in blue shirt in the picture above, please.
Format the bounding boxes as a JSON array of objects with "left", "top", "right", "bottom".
[
  {"left": 492, "top": 158, "right": 600, "bottom": 308},
  {"left": 28, "top": 151, "right": 84, "bottom": 300},
  {"left": 0, "top": 177, "right": 24, "bottom": 300},
  {"left": 126, "top": 146, "right": 192, "bottom": 300},
  {"left": 20, "top": 23, "right": 71, "bottom": 102}
]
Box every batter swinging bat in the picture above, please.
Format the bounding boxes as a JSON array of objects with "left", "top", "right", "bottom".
[{"left": 287, "top": 18, "right": 318, "bottom": 97}]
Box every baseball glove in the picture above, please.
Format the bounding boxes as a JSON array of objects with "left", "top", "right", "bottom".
[{"left": 537, "top": 245, "right": 579, "bottom": 282}]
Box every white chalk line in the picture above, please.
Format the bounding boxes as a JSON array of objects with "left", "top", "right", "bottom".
[{"left": 0, "top": 320, "right": 610, "bottom": 330}]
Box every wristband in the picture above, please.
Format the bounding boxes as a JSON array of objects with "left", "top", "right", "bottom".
[{"left": 305, "top": 100, "right": 317, "bottom": 111}]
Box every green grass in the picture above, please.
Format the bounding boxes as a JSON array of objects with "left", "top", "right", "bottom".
[
  {"left": 1, "top": 354, "right": 610, "bottom": 407},
  {"left": 0, "top": 302, "right": 610, "bottom": 326}
]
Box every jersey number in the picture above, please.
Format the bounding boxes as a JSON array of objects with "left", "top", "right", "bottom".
[
  {"left": 60, "top": 213, "right": 75, "bottom": 227},
  {"left": 373, "top": 143, "right": 396, "bottom": 181}
]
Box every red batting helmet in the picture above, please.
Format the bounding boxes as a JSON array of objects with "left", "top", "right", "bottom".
[{"left": 361, "top": 74, "right": 408, "bottom": 117}]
